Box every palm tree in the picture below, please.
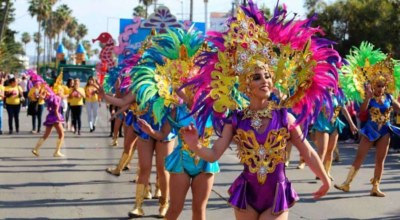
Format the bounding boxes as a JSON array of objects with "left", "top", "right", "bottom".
[
  {"left": 33, "top": 32, "right": 41, "bottom": 63},
  {"left": 133, "top": 5, "right": 146, "bottom": 17},
  {"left": 62, "top": 37, "right": 74, "bottom": 55},
  {"left": 66, "top": 17, "right": 78, "bottom": 40},
  {"left": 82, "top": 40, "right": 92, "bottom": 59},
  {"left": 76, "top": 23, "right": 88, "bottom": 43},
  {"left": 28, "top": 0, "right": 52, "bottom": 69},
  {"left": 21, "top": 32, "right": 31, "bottom": 53},
  {"left": 139, "top": 0, "right": 153, "bottom": 19},
  {"left": 54, "top": 4, "right": 72, "bottom": 43},
  {"left": 0, "top": 0, "right": 11, "bottom": 42}
]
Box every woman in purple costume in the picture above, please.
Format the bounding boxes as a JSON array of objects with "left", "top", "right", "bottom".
[
  {"left": 181, "top": 64, "right": 330, "bottom": 219},
  {"left": 31, "top": 84, "right": 65, "bottom": 157},
  {"left": 177, "top": 0, "right": 345, "bottom": 218}
]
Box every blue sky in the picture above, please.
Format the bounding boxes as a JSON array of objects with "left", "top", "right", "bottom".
[{"left": 11, "top": 0, "right": 306, "bottom": 58}]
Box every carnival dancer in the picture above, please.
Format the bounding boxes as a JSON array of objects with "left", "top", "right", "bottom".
[
  {"left": 135, "top": 28, "right": 219, "bottom": 220},
  {"left": 28, "top": 70, "right": 65, "bottom": 157},
  {"left": 180, "top": 1, "right": 342, "bottom": 218},
  {"left": 312, "top": 88, "right": 358, "bottom": 180},
  {"left": 335, "top": 42, "right": 400, "bottom": 197},
  {"left": 99, "top": 31, "right": 174, "bottom": 217}
]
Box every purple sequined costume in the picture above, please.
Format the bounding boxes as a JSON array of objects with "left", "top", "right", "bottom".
[
  {"left": 43, "top": 94, "right": 64, "bottom": 127},
  {"left": 228, "top": 108, "right": 299, "bottom": 215}
]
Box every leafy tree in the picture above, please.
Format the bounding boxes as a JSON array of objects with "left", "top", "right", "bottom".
[
  {"left": 139, "top": 0, "right": 153, "bottom": 19},
  {"left": 305, "top": 0, "right": 400, "bottom": 58},
  {"left": 66, "top": 17, "right": 78, "bottom": 40},
  {"left": 28, "top": 0, "right": 53, "bottom": 68},
  {"left": 133, "top": 5, "right": 146, "bottom": 17},
  {"left": 82, "top": 40, "right": 92, "bottom": 58},
  {"left": 21, "top": 32, "right": 31, "bottom": 53},
  {"left": 0, "top": 1, "right": 24, "bottom": 72},
  {"left": 76, "top": 23, "right": 88, "bottom": 43}
]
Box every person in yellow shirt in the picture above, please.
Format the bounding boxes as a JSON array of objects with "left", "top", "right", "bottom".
[
  {"left": 84, "top": 76, "right": 101, "bottom": 132},
  {"left": 65, "top": 78, "right": 74, "bottom": 131},
  {"left": 28, "top": 81, "right": 46, "bottom": 133},
  {"left": 69, "top": 78, "right": 85, "bottom": 135},
  {"left": 0, "top": 77, "right": 5, "bottom": 134},
  {"left": 4, "top": 78, "right": 23, "bottom": 134}
]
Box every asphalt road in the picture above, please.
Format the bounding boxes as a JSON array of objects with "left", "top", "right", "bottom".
[{"left": 1, "top": 105, "right": 400, "bottom": 219}]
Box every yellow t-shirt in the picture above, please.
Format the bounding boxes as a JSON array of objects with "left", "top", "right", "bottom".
[
  {"left": 69, "top": 87, "right": 85, "bottom": 106},
  {"left": 85, "top": 85, "right": 99, "bottom": 102},
  {"left": 0, "top": 85, "right": 4, "bottom": 101},
  {"left": 63, "top": 85, "right": 70, "bottom": 97},
  {"left": 28, "top": 87, "right": 45, "bottom": 105},
  {"left": 5, "top": 85, "right": 22, "bottom": 105}
]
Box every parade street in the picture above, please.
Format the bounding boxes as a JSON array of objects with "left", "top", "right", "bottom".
[{"left": 1, "top": 106, "right": 400, "bottom": 220}]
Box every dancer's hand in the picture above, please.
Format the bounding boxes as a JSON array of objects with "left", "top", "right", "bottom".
[
  {"left": 180, "top": 124, "right": 201, "bottom": 152},
  {"left": 313, "top": 180, "right": 331, "bottom": 199},
  {"left": 350, "top": 124, "right": 358, "bottom": 135},
  {"left": 365, "top": 83, "right": 373, "bottom": 99},
  {"left": 97, "top": 86, "right": 105, "bottom": 98},
  {"left": 137, "top": 118, "right": 154, "bottom": 135}
]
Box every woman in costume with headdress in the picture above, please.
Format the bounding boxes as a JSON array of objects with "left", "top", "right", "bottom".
[
  {"left": 180, "top": 1, "right": 340, "bottom": 218},
  {"left": 335, "top": 42, "right": 400, "bottom": 197},
  {"left": 312, "top": 87, "right": 358, "bottom": 180},
  {"left": 28, "top": 70, "right": 65, "bottom": 157},
  {"left": 134, "top": 28, "right": 220, "bottom": 220},
  {"left": 101, "top": 38, "right": 158, "bottom": 202},
  {"left": 98, "top": 32, "right": 176, "bottom": 218}
]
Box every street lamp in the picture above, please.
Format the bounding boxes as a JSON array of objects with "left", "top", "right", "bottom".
[
  {"left": 204, "top": 0, "right": 208, "bottom": 32},
  {"left": 180, "top": 0, "right": 184, "bottom": 20}
]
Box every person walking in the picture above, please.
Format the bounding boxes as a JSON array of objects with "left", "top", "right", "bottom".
[
  {"left": 19, "top": 74, "right": 29, "bottom": 109},
  {"left": 84, "top": 76, "right": 100, "bottom": 132},
  {"left": 4, "top": 77, "right": 23, "bottom": 134},
  {"left": 28, "top": 81, "right": 45, "bottom": 134},
  {"left": 0, "top": 77, "right": 5, "bottom": 134},
  {"left": 69, "top": 78, "right": 85, "bottom": 135}
]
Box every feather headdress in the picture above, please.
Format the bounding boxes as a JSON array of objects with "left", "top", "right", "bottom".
[
  {"left": 130, "top": 27, "right": 204, "bottom": 124},
  {"left": 186, "top": 0, "right": 341, "bottom": 135},
  {"left": 341, "top": 41, "right": 400, "bottom": 103}
]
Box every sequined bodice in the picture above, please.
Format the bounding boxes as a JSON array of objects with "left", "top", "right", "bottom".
[
  {"left": 176, "top": 105, "right": 213, "bottom": 163},
  {"left": 233, "top": 109, "right": 290, "bottom": 184},
  {"left": 369, "top": 95, "right": 393, "bottom": 125},
  {"left": 322, "top": 95, "right": 342, "bottom": 123}
]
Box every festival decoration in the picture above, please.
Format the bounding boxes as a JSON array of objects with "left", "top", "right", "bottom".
[{"left": 93, "top": 32, "right": 116, "bottom": 84}]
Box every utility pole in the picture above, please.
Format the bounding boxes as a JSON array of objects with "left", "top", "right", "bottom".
[
  {"left": 154, "top": 0, "right": 158, "bottom": 12},
  {"left": 190, "top": 0, "right": 193, "bottom": 21},
  {"left": 204, "top": 0, "right": 208, "bottom": 32},
  {"left": 0, "top": 0, "right": 11, "bottom": 43}
]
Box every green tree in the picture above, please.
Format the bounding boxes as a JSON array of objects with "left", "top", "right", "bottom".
[
  {"left": 0, "top": 0, "right": 11, "bottom": 42},
  {"left": 21, "top": 32, "right": 31, "bottom": 53},
  {"left": 133, "top": 5, "right": 146, "bottom": 17},
  {"left": 305, "top": 0, "right": 400, "bottom": 57},
  {"left": 28, "top": 0, "right": 52, "bottom": 69},
  {"left": 139, "top": 0, "right": 153, "bottom": 19},
  {"left": 53, "top": 4, "right": 72, "bottom": 43},
  {"left": 0, "top": 1, "right": 24, "bottom": 72},
  {"left": 66, "top": 17, "right": 78, "bottom": 40},
  {"left": 76, "top": 23, "right": 88, "bottom": 43},
  {"left": 82, "top": 40, "right": 92, "bottom": 59}
]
